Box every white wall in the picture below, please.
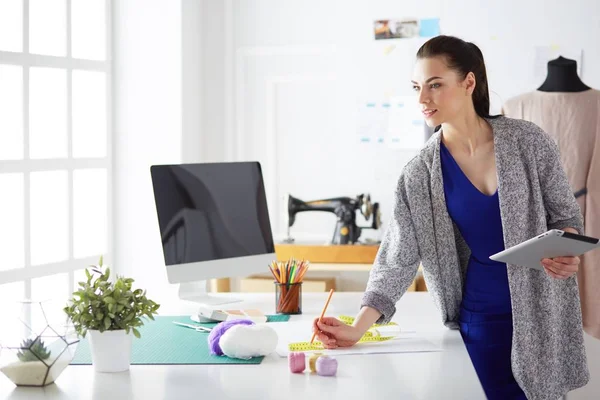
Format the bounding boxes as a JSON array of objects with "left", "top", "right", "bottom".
[
  {"left": 112, "top": 0, "right": 182, "bottom": 306},
  {"left": 112, "top": 1, "right": 600, "bottom": 397},
  {"left": 191, "top": 1, "right": 600, "bottom": 398},
  {"left": 197, "top": 0, "right": 600, "bottom": 244}
]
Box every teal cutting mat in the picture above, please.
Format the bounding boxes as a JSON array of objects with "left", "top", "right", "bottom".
[{"left": 70, "top": 315, "right": 290, "bottom": 365}]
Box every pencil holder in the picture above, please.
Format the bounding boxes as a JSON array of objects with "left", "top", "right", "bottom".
[{"left": 275, "top": 282, "right": 302, "bottom": 315}]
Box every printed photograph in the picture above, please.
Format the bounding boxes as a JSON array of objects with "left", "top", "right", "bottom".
[{"left": 374, "top": 19, "right": 420, "bottom": 40}]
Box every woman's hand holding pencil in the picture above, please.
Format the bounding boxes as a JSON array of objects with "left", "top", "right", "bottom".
[
  {"left": 312, "top": 305, "right": 382, "bottom": 349},
  {"left": 310, "top": 288, "right": 334, "bottom": 344},
  {"left": 312, "top": 317, "right": 363, "bottom": 349},
  {"left": 311, "top": 289, "right": 362, "bottom": 349}
]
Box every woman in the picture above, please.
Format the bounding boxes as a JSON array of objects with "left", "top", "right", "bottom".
[{"left": 312, "top": 35, "right": 589, "bottom": 399}]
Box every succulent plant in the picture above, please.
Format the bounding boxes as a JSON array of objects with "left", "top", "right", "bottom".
[{"left": 17, "top": 338, "right": 51, "bottom": 362}]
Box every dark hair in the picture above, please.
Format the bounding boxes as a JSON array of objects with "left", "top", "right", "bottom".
[{"left": 416, "top": 35, "right": 500, "bottom": 124}]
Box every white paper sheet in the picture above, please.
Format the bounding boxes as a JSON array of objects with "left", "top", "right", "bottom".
[
  {"left": 385, "top": 95, "right": 425, "bottom": 150},
  {"left": 269, "top": 321, "right": 442, "bottom": 357},
  {"left": 357, "top": 101, "right": 387, "bottom": 143}
]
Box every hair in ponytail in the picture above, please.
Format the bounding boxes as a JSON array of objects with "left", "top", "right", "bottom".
[{"left": 416, "top": 35, "right": 500, "bottom": 124}]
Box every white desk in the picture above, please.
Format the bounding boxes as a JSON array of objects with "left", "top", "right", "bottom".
[{"left": 0, "top": 292, "right": 485, "bottom": 400}]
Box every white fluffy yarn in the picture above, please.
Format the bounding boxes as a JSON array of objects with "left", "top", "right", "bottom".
[{"left": 219, "top": 324, "right": 278, "bottom": 360}]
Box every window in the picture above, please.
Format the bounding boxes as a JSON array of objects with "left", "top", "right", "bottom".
[{"left": 0, "top": 0, "right": 111, "bottom": 304}]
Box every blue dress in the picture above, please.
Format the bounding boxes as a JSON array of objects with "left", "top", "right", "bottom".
[{"left": 440, "top": 141, "right": 527, "bottom": 400}]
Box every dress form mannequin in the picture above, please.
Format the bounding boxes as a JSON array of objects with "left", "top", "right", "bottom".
[
  {"left": 504, "top": 57, "right": 600, "bottom": 340},
  {"left": 537, "top": 56, "right": 590, "bottom": 92}
]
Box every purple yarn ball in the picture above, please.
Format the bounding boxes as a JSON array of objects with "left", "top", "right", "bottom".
[
  {"left": 208, "top": 319, "right": 255, "bottom": 356},
  {"left": 316, "top": 356, "right": 338, "bottom": 376}
]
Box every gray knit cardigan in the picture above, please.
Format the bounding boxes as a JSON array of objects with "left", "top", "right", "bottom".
[{"left": 362, "top": 116, "right": 589, "bottom": 400}]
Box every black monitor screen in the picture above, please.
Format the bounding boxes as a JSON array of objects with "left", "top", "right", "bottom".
[{"left": 150, "top": 162, "right": 275, "bottom": 265}]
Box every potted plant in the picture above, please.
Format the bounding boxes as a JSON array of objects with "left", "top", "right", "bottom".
[{"left": 63, "top": 256, "right": 160, "bottom": 372}]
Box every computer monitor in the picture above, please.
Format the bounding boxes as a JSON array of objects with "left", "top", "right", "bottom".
[{"left": 150, "top": 161, "right": 276, "bottom": 306}]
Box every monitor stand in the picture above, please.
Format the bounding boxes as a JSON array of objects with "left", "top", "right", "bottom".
[{"left": 178, "top": 280, "right": 243, "bottom": 307}]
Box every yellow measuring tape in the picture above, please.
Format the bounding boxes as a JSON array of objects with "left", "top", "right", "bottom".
[{"left": 288, "top": 315, "right": 400, "bottom": 352}]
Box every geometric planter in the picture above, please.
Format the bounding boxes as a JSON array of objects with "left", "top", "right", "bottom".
[{"left": 0, "top": 300, "right": 79, "bottom": 386}]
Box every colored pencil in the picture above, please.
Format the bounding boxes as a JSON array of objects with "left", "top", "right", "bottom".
[
  {"left": 310, "top": 288, "right": 334, "bottom": 344},
  {"left": 270, "top": 258, "right": 311, "bottom": 314},
  {"left": 269, "top": 258, "right": 310, "bottom": 284}
]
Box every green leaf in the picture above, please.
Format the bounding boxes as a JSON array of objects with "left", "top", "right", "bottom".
[
  {"left": 132, "top": 328, "right": 141, "bottom": 339},
  {"left": 63, "top": 264, "right": 160, "bottom": 336}
]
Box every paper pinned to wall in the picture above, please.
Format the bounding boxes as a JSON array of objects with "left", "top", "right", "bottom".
[
  {"left": 357, "top": 96, "right": 426, "bottom": 149},
  {"left": 269, "top": 321, "right": 442, "bottom": 357},
  {"left": 374, "top": 18, "right": 440, "bottom": 40},
  {"left": 419, "top": 18, "right": 440, "bottom": 37},
  {"left": 534, "top": 45, "right": 583, "bottom": 79},
  {"left": 386, "top": 95, "right": 426, "bottom": 150},
  {"left": 357, "top": 101, "right": 388, "bottom": 143},
  {"left": 374, "top": 19, "right": 419, "bottom": 40}
]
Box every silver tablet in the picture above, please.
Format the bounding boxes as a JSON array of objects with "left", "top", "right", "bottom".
[{"left": 490, "top": 230, "right": 600, "bottom": 271}]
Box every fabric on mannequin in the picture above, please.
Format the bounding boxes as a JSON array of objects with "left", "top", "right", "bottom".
[
  {"left": 537, "top": 56, "right": 590, "bottom": 93},
  {"left": 502, "top": 84, "right": 600, "bottom": 340}
]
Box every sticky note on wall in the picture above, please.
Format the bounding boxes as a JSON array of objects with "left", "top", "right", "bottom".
[{"left": 419, "top": 18, "right": 440, "bottom": 37}]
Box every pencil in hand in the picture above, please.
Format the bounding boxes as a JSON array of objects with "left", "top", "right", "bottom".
[{"left": 310, "top": 288, "right": 334, "bottom": 344}]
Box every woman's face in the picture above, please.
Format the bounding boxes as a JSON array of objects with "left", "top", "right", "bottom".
[{"left": 411, "top": 56, "right": 474, "bottom": 127}]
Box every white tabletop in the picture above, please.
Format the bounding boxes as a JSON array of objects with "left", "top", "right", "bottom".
[{"left": 0, "top": 292, "right": 485, "bottom": 400}]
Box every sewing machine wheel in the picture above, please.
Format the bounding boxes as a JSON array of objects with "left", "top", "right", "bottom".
[
  {"left": 361, "top": 194, "right": 373, "bottom": 220},
  {"left": 372, "top": 203, "right": 382, "bottom": 229}
]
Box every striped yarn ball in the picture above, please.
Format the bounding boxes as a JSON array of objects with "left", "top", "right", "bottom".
[
  {"left": 308, "top": 353, "right": 323, "bottom": 373},
  {"left": 288, "top": 352, "right": 305, "bottom": 373},
  {"left": 316, "top": 355, "right": 338, "bottom": 376}
]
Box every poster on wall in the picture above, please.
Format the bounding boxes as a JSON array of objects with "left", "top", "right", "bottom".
[{"left": 373, "top": 18, "right": 440, "bottom": 40}]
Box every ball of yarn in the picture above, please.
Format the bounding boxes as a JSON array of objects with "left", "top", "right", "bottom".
[
  {"left": 316, "top": 356, "right": 338, "bottom": 376},
  {"left": 219, "top": 324, "right": 278, "bottom": 360},
  {"left": 208, "top": 319, "right": 255, "bottom": 356},
  {"left": 288, "top": 352, "right": 305, "bottom": 373},
  {"left": 308, "top": 353, "right": 323, "bottom": 373}
]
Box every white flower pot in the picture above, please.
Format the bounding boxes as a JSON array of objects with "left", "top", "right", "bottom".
[{"left": 88, "top": 330, "right": 132, "bottom": 373}]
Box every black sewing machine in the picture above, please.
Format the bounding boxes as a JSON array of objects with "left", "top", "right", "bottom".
[{"left": 286, "top": 193, "right": 381, "bottom": 244}]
